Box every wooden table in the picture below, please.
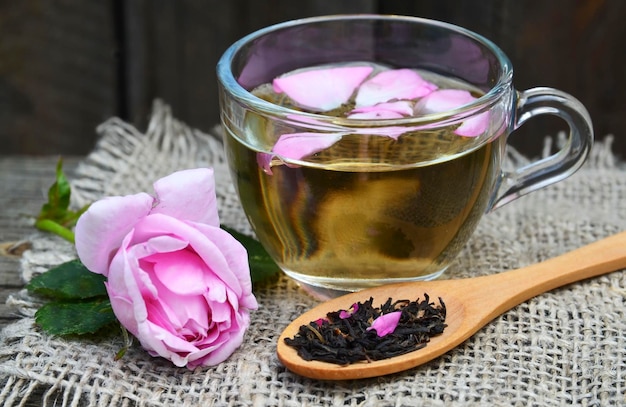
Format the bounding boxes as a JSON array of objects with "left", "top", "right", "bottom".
[{"left": 0, "top": 156, "right": 82, "bottom": 331}]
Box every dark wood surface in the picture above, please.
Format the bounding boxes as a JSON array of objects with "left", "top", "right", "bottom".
[
  {"left": 1, "top": 0, "right": 624, "bottom": 159},
  {"left": 0, "top": 156, "right": 80, "bottom": 331}
]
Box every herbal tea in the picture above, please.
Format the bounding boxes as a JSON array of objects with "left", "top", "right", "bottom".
[
  {"left": 224, "top": 63, "right": 505, "bottom": 291},
  {"left": 218, "top": 16, "right": 593, "bottom": 296}
]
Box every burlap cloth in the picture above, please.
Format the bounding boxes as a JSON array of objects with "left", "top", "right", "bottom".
[{"left": 1, "top": 101, "right": 625, "bottom": 406}]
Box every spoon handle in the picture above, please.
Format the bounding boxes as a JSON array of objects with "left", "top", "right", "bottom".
[{"left": 475, "top": 231, "right": 626, "bottom": 315}]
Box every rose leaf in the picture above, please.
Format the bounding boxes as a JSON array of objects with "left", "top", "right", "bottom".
[
  {"left": 26, "top": 259, "right": 108, "bottom": 300},
  {"left": 35, "top": 158, "right": 90, "bottom": 243},
  {"left": 34, "top": 297, "right": 117, "bottom": 336}
]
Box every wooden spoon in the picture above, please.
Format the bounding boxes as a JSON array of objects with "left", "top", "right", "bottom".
[{"left": 277, "top": 231, "right": 626, "bottom": 380}]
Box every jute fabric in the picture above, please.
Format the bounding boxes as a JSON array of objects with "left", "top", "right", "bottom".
[{"left": 1, "top": 101, "right": 625, "bottom": 406}]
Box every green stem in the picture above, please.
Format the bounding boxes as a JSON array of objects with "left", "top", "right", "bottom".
[
  {"left": 115, "top": 325, "right": 133, "bottom": 360},
  {"left": 35, "top": 219, "right": 76, "bottom": 243}
]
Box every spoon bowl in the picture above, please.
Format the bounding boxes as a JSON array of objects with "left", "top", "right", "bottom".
[{"left": 277, "top": 231, "right": 626, "bottom": 380}]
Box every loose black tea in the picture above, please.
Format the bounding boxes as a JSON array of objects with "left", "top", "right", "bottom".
[{"left": 284, "top": 294, "right": 447, "bottom": 365}]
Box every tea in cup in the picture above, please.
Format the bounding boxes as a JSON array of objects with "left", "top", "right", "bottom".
[{"left": 217, "top": 15, "right": 593, "bottom": 298}]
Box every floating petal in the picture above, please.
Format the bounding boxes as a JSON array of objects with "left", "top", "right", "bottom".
[
  {"left": 414, "top": 89, "right": 489, "bottom": 137},
  {"left": 273, "top": 65, "right": 373, "bottom": 111},
  {"left": 355, "top": 69, "right": 437, "bottom": 107}
]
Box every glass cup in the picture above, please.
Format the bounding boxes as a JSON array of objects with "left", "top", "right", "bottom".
[{"left": 217, "top": 15, "right": 593, "bottom": 299}]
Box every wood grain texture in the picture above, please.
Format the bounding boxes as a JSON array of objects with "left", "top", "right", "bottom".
[
  {"left": 0, "top": 156, "right": 80, "bottom": 330},
  {"left": 0, "top": 1, "right": 117, "bottom": 155},
  {"left": 120, "top": 0, "right": 377, "bottom": 137},
  {"left": 1, "top": 0, "right": 624, "bottom": 157}
]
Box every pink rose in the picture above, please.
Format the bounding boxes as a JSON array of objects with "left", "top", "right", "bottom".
[{"left": 75, "top": 168, "right": 258, "bottom": 369}]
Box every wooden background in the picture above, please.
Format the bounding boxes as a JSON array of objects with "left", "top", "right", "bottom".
[{"left": 1, "top": 0, "right": 624, "bottom": 158}]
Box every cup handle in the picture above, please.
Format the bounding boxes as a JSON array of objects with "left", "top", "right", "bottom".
[{"left": 489, "top": 87, "right": 594, "bottom": 211}]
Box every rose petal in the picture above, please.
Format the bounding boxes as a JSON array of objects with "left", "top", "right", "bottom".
[
  {"left": 75, "top": 193, "right": 153, "bottom": 276},
  {"left": 367, "top": 311, "right": 402, "bottom": 337},
  {"left": 106, "top": 234, "right": 152, "bottom": 336},
  {"left": 273, "top": 132, "right": 345, "bottom": 161},
  {"left": 106, "top": 291, "right": 139, "bottom": 336},
  {"left": 207, "top": 297, "right": 233, "bottom": 323},
  {"left": 139, "top": 322, "right": 198, "bottom": 367},
  {"left": 149, "top": 249, "right": 207, "bottom": 295},
  {"left": 454, "top": 112, "right": 490, "bottom": 137},
  {"left": 152, "top": 168, "right": 219, "bottom": 227},
  {"left": 339, "top": 302, "right": 360, "bottom": 319},
  {"left": 414, "top": 89, "right": 489, "bottom": 137},
  {"left": 350, "top": 101, "right": 414, "bottom": 116},
  {"left": 339, "top": 310, "right": 352, "bottom": 319},
  {"left": 256, "top": 152, "right": 274, "bottom": 175},
  {"left": 132, "top": 214, "right": 245, "bottom": 298},
  {"left": 355, "top": 69, "right": 437, "bottom": 107},
  {"left": 190, "top": 224, "right": 258, "bottom": 310},
  {"left": 188, "top": 312, "right": 250, "bottom": 367},
  {"left": 149, "top": 271, "right": 210, "bottom": 332},
  {"left": 414, "top": 89, "right": 476, "bottom": 113},
  {"left": 131, "top": 235, "right": 189, "bottom": 260},
  {"left": 203, "top": 271, "right": 228, "bottom": 303},
  {"left": 273, "top": 65, "right": 373, "bottom": 111}
]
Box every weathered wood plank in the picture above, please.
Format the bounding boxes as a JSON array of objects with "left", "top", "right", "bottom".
[
  {"left": 378, "top": 0, "right": 626, "bottom": 157},
  {"left": 121, "top": 0, "right": 377, "bottom": 137},
  {"left": 1, "top": 0, "right": 624, "bottom": 158},
  {"left": 0, "top": 156, "right": 81, "bottom": 329},
  {"left": 0, "top": 1, "right": 118, "bottom": 155}
]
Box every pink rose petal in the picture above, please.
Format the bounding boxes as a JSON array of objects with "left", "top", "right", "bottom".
[
  {"left": 132, "top": 214, "right": 249, "bottom": 301},
  {"left": 149, "top": 249, "right": 207, "bottom": 295},
  {"left": 339, "top": 310, "right": 352, "bottom": 319},
  {"left": 191, "top": 223, "right": 257, "bottom": 310},
  {"left": 367, "top": 311, "right": 402, "bottom": 337},
  {"left": 355, "top": 69, "right": 437, "bottom": 107},
  {"left": 149, "top": 275, "right": 210, "bottom": 333},
  {"left": 454, "top": 112, "right": 490, "bottom": 137},
  {"left": 339, "top": 302, "right": 360, "bottom": 319},
  {"left": 152, "top": 168, "right": 219, "bottom": 227},
  {"left": 257, "top": 132, "right": 345, "bottom": 174},
  {"left": 75, "top": 193, "right": 154, "bottom": 276},
  {"left": 272, "top": 132, "right": 344, "bottom": 160},
  {"left": 414, "top": 89, "right": 489, "bottom": 137},
  {"left": 190, "top": 316, "right": 248, "bottom": 367},
  {"left": 414, "top": 89, "right": 476, "bottom": 113},
  {"left": 256, "top": 152, "right": 274, "bottom": 175},
  {"left": 273, "top": 65, "right": 373, "bottom": 111}
]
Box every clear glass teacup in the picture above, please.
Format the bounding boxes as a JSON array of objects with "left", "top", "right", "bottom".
[{"left": 217, "top": 15, "right": 593, "bottom": 298}]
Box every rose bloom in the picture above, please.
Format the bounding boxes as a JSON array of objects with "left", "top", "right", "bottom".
[{"left": 75, "top": 168, "right": 258, "bottom": 369}]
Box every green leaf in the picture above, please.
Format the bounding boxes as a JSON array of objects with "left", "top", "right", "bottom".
[
  {"left": 38, "top": 159, "right": 71, "bottom": 222},
  {"left": 34, "top": 297, "right": 117, "bottom": 336},
  {"left": 221, "top": 226, "right": 280, "bottom": 285},
  {"left": 26, "top": 259, "right": 107, "bottom": 300},
  {"left": 35, "top": 158, "right": 89, "bottom": 243}
]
